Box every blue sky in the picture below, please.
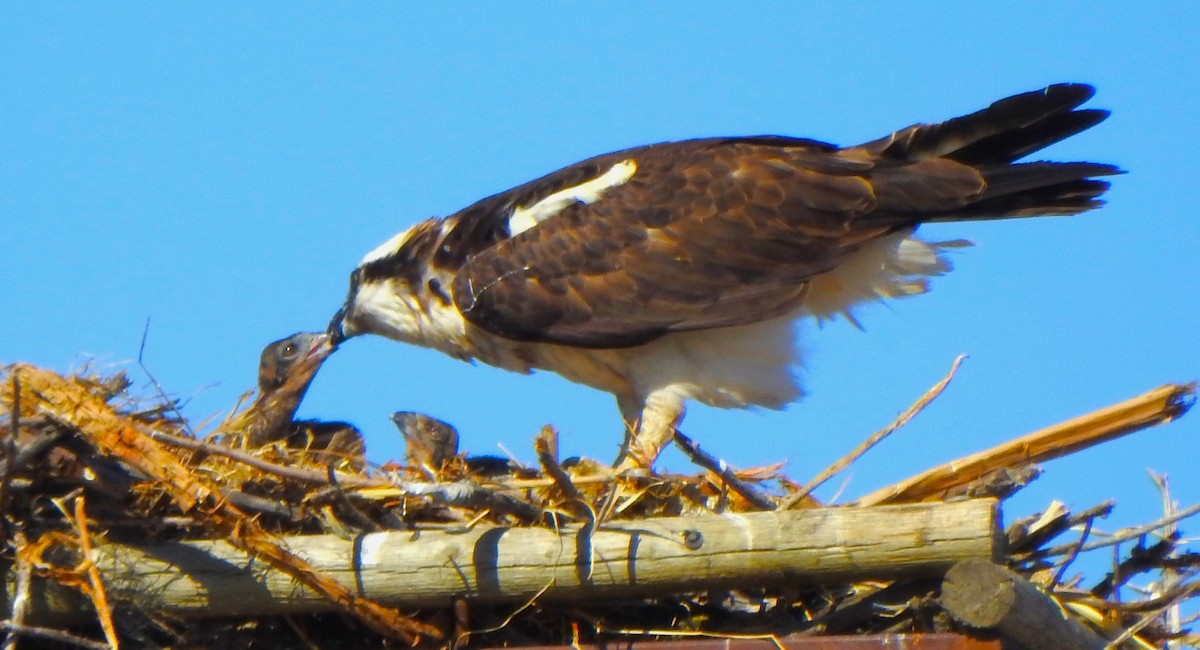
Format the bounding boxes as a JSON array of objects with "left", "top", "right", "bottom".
[{"left": 3, "top": 3, "right": 1197, "bottom": 569}]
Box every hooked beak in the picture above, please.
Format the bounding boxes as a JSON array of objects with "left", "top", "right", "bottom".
[{"left": 327, "top": 307, "right": 349, "bottom": 347}]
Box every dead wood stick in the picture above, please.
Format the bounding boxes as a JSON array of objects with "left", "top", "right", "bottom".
[
  {"left": 671, "top": 430, "right": 776, "bottom": 511},
  {"left": 0, "top": 377, "right": 20, "bottom": 543},
  {"left": 856, "top": 382, "right": 1197, "bottom": 506},
  {"left": 0, "top": 623, "right": 107, "bottom": 650},
  {"left": 781, "top": 355, "right": 965, "bottom": 510},
  {"left": 401, "top": 479, "right": 546, "bottom": 524},
  {"left": 1091, "top": 536, "right": 1178, "bottom": 599},
  {"left": 1037, "top": 501, "right": 1200, "bottom": 558},
  {"left": 1010, "top": 500, "right": 1115, "bottom": 557},
  {"left": 1072, "top": 579, "right": 1200, "bottom": 614},
  {"left": 1, "top": 533, "right": 32, "bottom": 650},
  {"left": 534, "top": 426, "right": 584, "bottom": 504},
  {"left": 136, "top": 425, "right": 384, "bottom": 489},
  {"left": 16, "top": 500, "right": 998, "bottom": 623},
  {"left": 223, "top": 490, "right": 303, "bottom": 521},
  {"left": 69, "top": 498, "right": 117, "bottom": 650},
  {"left": 942, "top": 559, "right": 1110, "bottom": 650},
  {"left": 147, "top": 426, "right": 540, "bottom": 523}
]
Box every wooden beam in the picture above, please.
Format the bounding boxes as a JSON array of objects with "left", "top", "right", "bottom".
[
  {"left": 941, "top": 559, "right": 1109, "bottom": 650},
  {"left": 856, "top": 383, "right": 1196, "bottom": 506},
  {"left": 23, "top": 500, "right": 999, "bottom": 622}
]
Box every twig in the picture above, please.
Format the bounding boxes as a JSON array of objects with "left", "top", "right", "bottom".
[
  {"left": 1150, "top": 470, "right": 1184, "bottom": 650},
  {"left": 672, "top": 430, "right": 776, "bottom": 511},
  {"left": 322, "top": 465, "right": 381, "bottom": 533},
  {"left": 136, "top": 424, "right": 384, "bottom": 489},
  {"left": 136, "top": 318, "right": 194, "bottom": 437},
  {"left": 534, "top": 426, "right": 584, "bottom": 503},
  {"left": 0, "top": 623, "right": 108, "bottom": 650},
  {"left": 224, "top": 490, "right": 302, "bottom": 521},
  {"left": 1056, "top": 518, "right": 1099, "bottom": 594},
  {"left": 534, "top": 426, "right": 591, "bottom": 529},
  {"left": 2, "top": 532, "right": 32, "bottom": 650},
  {"left": 399, "top": 479, "right": 546, "bottom": 524},
  {"left": 71, "top": 497, "right": 119, "bottom": 650},
  {"left": 282, "top": 615, "right": 322, "bottom": 650},
  {"left": 1073, "top": 574, "right": 1200, "bottom": 614},
  {"left": 1040, "top": 502, "right": 1200, "bottom": 557},
  {"left": 591, "top": 622, "right": 790, "bottom": 648},
  {"left": 1011, "top": 500, "right": 1115, "bottom": 557},
  {"left": 1052, "top": 516, "right": 1097, "bottom": 588},
  {"left": 0, "top": 376, "right": 19, "bottom": 543},
  {"left": 495, "top": 474, "right": 615, "bottom": 490},
  {"left": 1101, "top": 580, "right": 1200, "bottom": 650},
  {"left": 1092, "top": 535, "right": 1178, "bottom": 599},
  {"left": 782, "top": 355, "right": 965, "bottom": 510},
  {"left": 457, "top": 580, "right": 553, "bottom": 646}
]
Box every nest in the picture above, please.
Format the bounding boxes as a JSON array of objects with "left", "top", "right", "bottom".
[{"left": 0, "top": 361, "right": 1195, "bottom": 649}]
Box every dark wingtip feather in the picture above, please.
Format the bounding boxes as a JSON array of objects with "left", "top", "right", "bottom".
[
  {"left": 1005, "top": 83, "right": 1096, "bottom": 112},
  {"left": 950, "top": 108, "right": 1112, "bottom": 165},
  {"left": 868, "top": 83, "right": 1107, "bottom": 164}
]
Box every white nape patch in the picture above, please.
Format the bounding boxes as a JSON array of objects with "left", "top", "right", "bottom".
[
  {"left": 360, "top": 227, "right": 415, "bottom": 266},
  {"left": 508, "top": 159, "right": 638, "bottom": 236},
  {"left": 804, "top": 231, "right": 971, "bottom": 327}
]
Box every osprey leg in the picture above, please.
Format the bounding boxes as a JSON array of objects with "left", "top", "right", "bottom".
[{"left": 614, "top": 391, "right": 685, "bottom": 470}]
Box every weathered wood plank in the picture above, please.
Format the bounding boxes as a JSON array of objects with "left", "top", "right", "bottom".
[{"left": 64, "top": 499, "right": 999, "bottom": 620}]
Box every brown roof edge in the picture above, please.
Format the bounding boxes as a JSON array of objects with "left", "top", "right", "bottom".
[{"left": 499, "top": 632, "right": 1001, "bottom": 650}]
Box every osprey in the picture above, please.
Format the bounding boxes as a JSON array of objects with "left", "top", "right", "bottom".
[{"left": 328, "top": 84, "right": 1119, "bottom": 469}]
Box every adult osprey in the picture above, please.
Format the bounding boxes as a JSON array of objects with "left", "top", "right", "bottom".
[{"left": 328, "top": 84, "right": 1119, "bottom": 469}]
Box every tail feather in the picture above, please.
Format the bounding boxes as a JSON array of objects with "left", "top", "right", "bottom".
[
  {"left": 978, "top": 161, "right": 1121, "bottom": 200},
  {"left": 853, "top": 83, "right": 1122, "bottom": 224},
  {"left": 927, "top": 178, "right": 1112, "bottom": 222},
  {"left": 948, "top": 108, "right": 1110, "bottom": 165},
  {"left": 856, "top": 83, "right": 1099, "bottom": 162}
]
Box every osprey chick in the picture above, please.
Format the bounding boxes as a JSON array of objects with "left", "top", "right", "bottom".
[
  {"left": 229, "top": 333, "right": 364, "bottom": 465},
  {"left": 328, "top": 84, "right": 1120, "bottom": 469},
  {"left": 230, "top": 332, "right": 335, "bottom": 447}
]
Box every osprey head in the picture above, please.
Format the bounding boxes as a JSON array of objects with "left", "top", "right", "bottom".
[
  {"left": 260, "top": 331, "right": 336, "bottom": 391},
  {"left": 327, "top": 221, "right": 429, "bottom": 347},
  {"left": 327, "top": 218, "right": 469, "bottom": 353}
]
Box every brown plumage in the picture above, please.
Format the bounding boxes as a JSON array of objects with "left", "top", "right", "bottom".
[{"left": 330, "top": 83, "right": 1120, "bottom": 469}]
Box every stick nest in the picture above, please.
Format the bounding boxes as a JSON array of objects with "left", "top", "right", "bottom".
[{"left": 0, "top": 362, "right": 1195, "bottom": 649}]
